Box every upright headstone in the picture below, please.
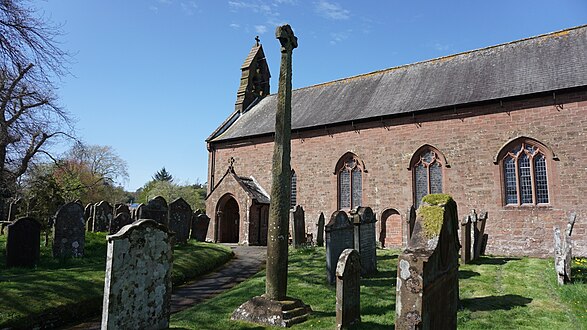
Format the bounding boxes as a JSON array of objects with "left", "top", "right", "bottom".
[
  {"left": 169, "top": 198, "right": 192, "bottom": 245},
  {"left": 351, "top": 207, "right": 377, "bottom": 275},
  {"left": 460, "top": 214, "right": 472, "bottom": 264},
  {"left": 395, "top": 194, "right": 460, "bottom": 330},
  {"left": 84, "top": 203, "right": 93, "bottom": 221},
  {"left": 326, "top": 211, "right": 355, "bottom": 285},
  {"left": 554, "top": 213, "right": 576, "bottom": 285},
  {"left": 132, "top": 203, "right": 145, "bottom": 221},
  {"left": 53, "top": 202, "right": 85, "bottom": 258},
  {"left": 93, "top": 201, "right": 113, "bottom": 232},
  {"left": 350, "top": 206, "right": 377, "bottom": 275},
  {"left": 336, "top": 249, "right": 361, "bottom": 330},
  {"left": 316, "top": 212, "right": 325, "bottom": 247},
  {"left": 115, "top": 204, "right": 130, "bottom": 217},
  {"left": 101, "top": 219, "right": 173, "bottom": 329},
  {"left": 290, "top": 205, "right": 305, "bottom": 248},
  {"left": 406, "top": 205, "right": 416, "bottom": 240},
  {"left": 6, "top": 217, "right": 41, "bottom": 268},
  {"left": 109, "top": 212, "right": 132, "bottom": 234},
  {"left": 142, "top": 196, "right": 168, "bottom": 226},
  {"left": 191, "top": 213, "right": 210, "bottom": 242},
  {"left": 472, "top": 210, "right": 488, "bottom": 259}
]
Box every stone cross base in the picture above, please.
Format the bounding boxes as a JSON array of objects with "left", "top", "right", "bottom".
[{"left": 231, "top": 295, "right": 312, "bottom": 327}]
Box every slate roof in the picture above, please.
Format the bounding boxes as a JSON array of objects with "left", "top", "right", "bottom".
[
  {"left": 209, "top": 25, "right": 587, "bottom": 143},
  {"left": 238, "top": 176, "right": 270, "bottom": 204}
]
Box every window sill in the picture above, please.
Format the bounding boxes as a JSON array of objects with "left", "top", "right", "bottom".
[{"left": 502, "top": 204, "right": 552, "bottom": 210}]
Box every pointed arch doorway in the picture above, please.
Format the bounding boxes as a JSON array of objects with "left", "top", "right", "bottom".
[{"left": 216, "top": 194, "right": 240, "bottom": 243}]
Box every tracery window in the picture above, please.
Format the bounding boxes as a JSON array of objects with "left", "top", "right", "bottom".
[
  {"left": 411, "top": 148, "right": 444, "bottom": 208},
  {"left": 290, "top": 169, "right": 297, "bottom": 209},
  {"left": 337, "top": 154, "right": 363, "bottom": 209},
  {"left": 501, "top": 141, "right": 549, "bottom": 205}
]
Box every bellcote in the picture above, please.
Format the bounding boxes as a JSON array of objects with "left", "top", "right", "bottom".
[{"left": 235, "top": 37, "right": 271, "bottom": 114}]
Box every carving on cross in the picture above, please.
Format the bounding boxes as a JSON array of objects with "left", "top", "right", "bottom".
[{"left": 275, "top": 24, "right": 298, "bottom": 53}]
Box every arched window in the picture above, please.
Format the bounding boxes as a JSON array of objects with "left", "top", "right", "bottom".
[
  {"left": 410, "top": 146, "right": 445, "bottom": 208},
  {"left": 336, "top": 153, "right": 364, "bottom": 209},
  {"left": 290, "top": 169, "right": 297, "bottom": 209},
  {"left": 499, "top": 139, "right": 550, "bottom": 205}
]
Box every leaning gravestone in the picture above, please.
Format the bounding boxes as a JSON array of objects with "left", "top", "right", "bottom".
[
  {"left": 350, "top": 206, "right": 377, "bottom": 275},
  {"left": 6, "top": 217, "right": 41, "bottom": 268},
  {"left": 316, "top": 212, "right": 325, "bottom": 247},
  {"left": 53, "top": 202, "right": 85, "bottom": 258},
  {"left": 336, "top": 248, "right": 361, "bottom": 329},
  {"left": 326, "top": 210, "right": 355, "bottom": 285},
  {"left": 395, "top": 194, "right": 460, "bottom": 329},
  {"left": 191, "top": 213, "right": 210, "bottom": 242},
  {"left": 93, "top": 201, "right": 113, "bottom": 232},
  {"left": 109, "top": 212, "right": 132, "bottom": 234},
  {"left": 290, "top": 205, "right": 305, "bottom": 248},
  {"left": 141, "top": 196, "right": 168, "bottom": 226},
  {"left": 101, "top": 219, "right": 173, "bottom": 329},
  {"left": 169, "top": 198, "right": 192, "bottom": 245}
]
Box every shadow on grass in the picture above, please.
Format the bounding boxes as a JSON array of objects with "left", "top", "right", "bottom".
[
  {"left": 571, "top": 263, "right": 587, "bottom": 284},
  {"left": 461, "top": 294, "right": 532, "bottom": 311},
  {"left": 470, "top": 257, "right": 521, "bottom": 265},
  {"left": 351, "top": 321, "right": 395, "bottom": 330},
  {"left": 459, "top": 270, "right": 481, "bottom": 279}
]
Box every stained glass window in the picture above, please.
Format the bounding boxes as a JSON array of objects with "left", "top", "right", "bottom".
[
  {"left": 501, "top": 141, "right": 549, "bottom": 205},
  {"left": 337, "top": 154, "right": 363, "bottom": 209},
  {"left": 290, "top": 170, "right": 297, "bottom": 209},
  {"left": 412, "top": 149, "right": 444, "bottom": 208}
]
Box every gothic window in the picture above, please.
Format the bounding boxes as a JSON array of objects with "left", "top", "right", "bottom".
[
  {"left": 337, "top": 153, "right": 364, "bottom": 209},
  {"left": 290, "top": 169, "right": 297, "bottom": 209},
  {"left": 500, "top": 140, "right": 549, "bottom": 205},
  {"left": 411, "top": 147, "right": 444, "bottom": 208}
]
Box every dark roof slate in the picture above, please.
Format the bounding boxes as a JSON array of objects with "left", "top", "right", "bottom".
[
  {"left": 209, "top": 25, "right": 587, "bottom": 142},
  {"left": 238, "top": 176, "right": 270, "bottom": 204}
]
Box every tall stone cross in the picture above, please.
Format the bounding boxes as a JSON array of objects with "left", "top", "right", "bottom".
[{"left": 266, "top": 24, "right": 298, "bottom": 300}]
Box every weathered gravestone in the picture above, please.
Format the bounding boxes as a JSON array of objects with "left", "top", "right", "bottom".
[
  {"left": 131, "top": 203, "right": 144, "bottom": 221},
  {"left": 472, "top": 210, "right": 488, "bottom": 260},
  {"left": 191, "top": 212, "right": 210, "bottom": 242},
  {"left": 326, "top": 211, "right": 355, "bottom": 285},
  {"left": 169, "top": 198, "right": 192, "bottom": 245},
  {"left": 290, "top": 205, "right": 305, "bottom": 248},
  {"left": 53, "top": 202, "right": 85, "bottom": 258},
  {"left": 101, "top": 219, "right": 173, "bottom": 329},
  {"left": 115, "top": 204, "right": 130, "bottom": 217},
  {"left": 406, "top": 205, "right": 416, "bottom": 241},
  {"left": 316, "top": 212, "right": 325, "bottom": 247},
  {"left": 395, "top": 194, "right": 460, "bottom": 330},
  {"left": 109, "top": 212, "right": 132, "bottom": 234},
  {"left": 141, "top": 196, "right": 168, "bottom": 226},
  {"left": 554, "top": 212, "right": 576, "bottom": 285},
  {"left": 6, "top": 217, "right": 41, "bottom": 267},
  {"left": 350, "top": 206, "right": 377, "bottom": 275},
  {"left": 336, "top": 249, "right": 361, "bottom": 330},
  {"left": 93, "top": 201, "right": 113, "bottom": 232}
]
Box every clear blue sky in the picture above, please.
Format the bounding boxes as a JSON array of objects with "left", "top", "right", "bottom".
[{"left": 36, "top": 0, "right": 586, "bottom": 191}]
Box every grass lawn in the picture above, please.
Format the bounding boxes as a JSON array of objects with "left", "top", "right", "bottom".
[
  {"left": 171, "top": 248, "right": 587, "bottom": 330},
  {"left": 0, "top": 232, "right": 233, "bottom": 329}
]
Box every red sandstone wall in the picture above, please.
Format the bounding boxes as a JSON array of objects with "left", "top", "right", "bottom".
[{"left": 207, "top": 90, "right": 587, "bottom": 257}]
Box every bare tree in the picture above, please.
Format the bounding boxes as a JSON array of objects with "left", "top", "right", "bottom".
[
  {"left": 66, "top": 143, "right": 129, "bottom": 186},
  {"left": 0, "top": 0, "right": 72, "bottom": 202}
]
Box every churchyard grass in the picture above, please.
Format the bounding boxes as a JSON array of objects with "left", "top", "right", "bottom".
[
  {"left": 0, "top": 232, "right": 233, "bottom": 329},
  {"left": 171, "top": 248, "right": 587, "bottom": 329}
]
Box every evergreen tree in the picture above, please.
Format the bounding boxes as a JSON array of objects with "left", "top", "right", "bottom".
[{"left": 153, "top": 167, "right": 173, "bottom": 182}]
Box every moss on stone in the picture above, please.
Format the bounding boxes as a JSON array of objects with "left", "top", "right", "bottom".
[
  {"left": 418, "top": 194, "right": 454, "bottom": 239},
  {"left": 422, "top": 193, "right": 452, "bottom": 206},
  {"left": 418, "top": 205, "right": 444, "bottom": 239}
]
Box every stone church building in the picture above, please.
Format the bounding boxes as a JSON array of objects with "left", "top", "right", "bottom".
[{"left": 205, "top": 25, "right": 587, "bottom": 257}]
